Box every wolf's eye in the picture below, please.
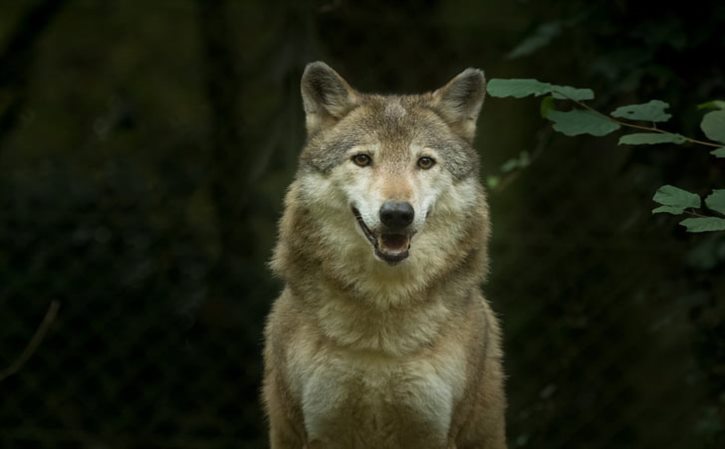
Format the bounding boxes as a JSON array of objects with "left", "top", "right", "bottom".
[
  {"left": 352, "top": 154, "right": 372, "bottom": 167},
  {"left": 417, "top": 156, "right": 436, "bottom": 170}
]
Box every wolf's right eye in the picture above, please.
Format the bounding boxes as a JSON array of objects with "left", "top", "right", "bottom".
[{"left": 352, "top": 154, "right": 372, "bottom": 167}]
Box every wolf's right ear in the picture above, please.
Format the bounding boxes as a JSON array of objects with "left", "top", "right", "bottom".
[{"left": 301, "top": 62, "right": 359, "bottom": 135}]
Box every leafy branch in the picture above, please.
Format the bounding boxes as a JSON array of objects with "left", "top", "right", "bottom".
[{"left": 486, "top": 78, "right": 725, "bottom": 233}]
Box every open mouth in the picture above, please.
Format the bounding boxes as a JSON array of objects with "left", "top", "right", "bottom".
[{"left": 352, "top": 207, "right": 411, "bottom": 265}]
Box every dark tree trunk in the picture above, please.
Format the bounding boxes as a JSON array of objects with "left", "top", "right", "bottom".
[
  {"left": 195, "top": 0, "right": 249, "bottom": 296},
  {"left": 0, "top": 0, "right": 70, "bottom": 150}
]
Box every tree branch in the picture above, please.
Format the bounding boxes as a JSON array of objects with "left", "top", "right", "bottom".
[
  {"left": 553, "top": 90, "right": 723, "bottom": 149},
  {"left": 0, "top": 300, "right": 60, "bottom": 382}
]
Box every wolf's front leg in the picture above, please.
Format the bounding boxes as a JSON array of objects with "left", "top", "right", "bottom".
[
  {"left": 264, "top": 374, "right": 305, "bottom": 449},
  {"left": 268, "top": 412, "right": 305, "bottom": 449},
  {"left": 269, "top": 429, "right": 303, "bottom": 449}
]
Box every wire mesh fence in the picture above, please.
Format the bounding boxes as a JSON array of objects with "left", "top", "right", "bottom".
[{"left": 1, "top": 1, "right": 723, "bottom": 449}]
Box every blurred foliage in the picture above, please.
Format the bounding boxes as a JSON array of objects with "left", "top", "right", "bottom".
[{"left": 0, "top": 0, "right": 723, "bottom": 448}]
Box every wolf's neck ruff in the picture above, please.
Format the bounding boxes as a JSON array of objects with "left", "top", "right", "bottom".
[{"left": 271, "top": 177, "right": 489, "bottom": 355}]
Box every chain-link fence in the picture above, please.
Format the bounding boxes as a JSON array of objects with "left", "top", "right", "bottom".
[{"left": 1, "top": 1, "right": 723, "bottom": 448}]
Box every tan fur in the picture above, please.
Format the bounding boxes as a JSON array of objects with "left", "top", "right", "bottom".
[{"left": 263, "top": 62, "right": 506, "bottom": 449}]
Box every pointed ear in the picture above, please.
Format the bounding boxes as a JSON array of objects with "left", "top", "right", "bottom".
[
  {"left": 431, "top": 68, "right": 486, "bottom": 142},
  {"left": 301, "top": 61, "right": 359, "bottom": 135}
]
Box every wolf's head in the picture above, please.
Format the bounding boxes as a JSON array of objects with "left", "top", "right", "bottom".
[{"left": 274, "top": 62, "right": 490, "bottom": 300}]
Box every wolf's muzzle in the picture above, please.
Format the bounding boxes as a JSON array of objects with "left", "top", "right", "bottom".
[{"left": 352, "top": 205, "right": 412, "bottom": 265}]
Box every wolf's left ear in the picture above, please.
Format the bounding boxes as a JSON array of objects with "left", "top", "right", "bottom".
[
  {"left": 301, "top": 61, "right": 359, "bottom": 135},
  {"left": 431, "top": 68, "right": 486, "bottom": 143}
]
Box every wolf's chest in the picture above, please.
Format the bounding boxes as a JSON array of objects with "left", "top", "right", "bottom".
[{"left": 290, "top": 347, "right": 464, "bottom": 449}]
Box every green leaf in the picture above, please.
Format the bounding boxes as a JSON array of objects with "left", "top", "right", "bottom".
[
  {"left": 486, "top": 176, "right": 500, "bottom": 189},
  {"left": 652, "top": 205, "right": 689, "bottom": 215},
  {"left": 618, "top": 133, "right": 686, "bottom": 145},
  {"left": 680, "top": 217, "right": 725, "bottom": 233},
  {"left": 546, "top": 109, "right": 620, "bottom": 136},
  {"left": 507, "top": 22, "right": 562, "bottom": 59},
  {"left": 611, "top": 100, "right": 672, "bottom": 122},
  {"left": 500, "top": 158, "right": 520, "bottom": 173},
  {"left": 487, "top": 79, "right": 594, "bottom": 101},
  {"left": 499, "top": 151, "right": 531, "bottom": 173},
  {"left": 486, "top": 79, "right": 553, "bottom": 98},
  {"left": 551, "top": 85, "right": 595, "bottom": 101},
  {"left": 518, "top": 150, "right": 531, "bottom": 167},
  {"left": 539, "top": 95, "right": 555, "bottom": 118},
  {"left": 705, "top": 190, "right": 725, "bottom": 215},
  {"left": 652, "top": 185, "right": 701, "bottom": 215},
  {"left": 711, "top": 147, "right": 725, "bottom": 158},
  {"left": 697, "top": 100, "right": 725, "bottom": 110},
  {"left": 700, "top": 110, "right": 725, "bottom": 144}
]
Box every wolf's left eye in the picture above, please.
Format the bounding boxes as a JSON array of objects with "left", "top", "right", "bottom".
[
  {"left": 417, "top": 156, "right": 436, "bottom": 170},
  {"left": 352, "top": 154, "right": 372, "bottom": 167}
]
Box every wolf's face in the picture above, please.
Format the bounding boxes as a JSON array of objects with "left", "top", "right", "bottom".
[{"left": 295, "top": 62, "right": 486, "bottom": 267}]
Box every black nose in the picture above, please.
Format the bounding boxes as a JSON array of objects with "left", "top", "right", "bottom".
[{"left": 379, "top": 201, "right": 414, "bottom": 229}]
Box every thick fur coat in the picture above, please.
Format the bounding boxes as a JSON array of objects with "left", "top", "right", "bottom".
[{"left": 263, "top": 62, "right": 506, "bottom": 449}]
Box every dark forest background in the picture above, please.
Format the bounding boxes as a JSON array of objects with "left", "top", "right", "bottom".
[{"left": 1, "top": 0, "right": 724, "bottom": 448}]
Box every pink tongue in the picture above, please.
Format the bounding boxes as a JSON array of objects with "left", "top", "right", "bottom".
[{"left": 381, "top": 234, "right": 408, "bottom": 251}]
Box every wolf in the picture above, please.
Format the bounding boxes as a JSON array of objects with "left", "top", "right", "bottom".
[{"left": 263, "top": 61, "right": 506, "bottom": 449}]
